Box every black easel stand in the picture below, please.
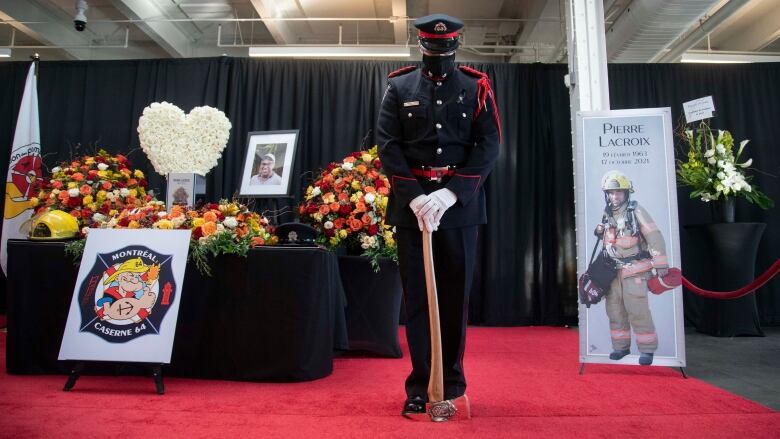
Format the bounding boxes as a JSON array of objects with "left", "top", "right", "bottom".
[{"left": 63, "top": 361, "right": 165, "bottom": 394}]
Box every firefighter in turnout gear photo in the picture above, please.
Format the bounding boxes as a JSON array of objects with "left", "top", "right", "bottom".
[
  {"left": 594, "top": 170, "right": 669, "bottom": 366},
  {"left": 376, "top": 13, "right": 501, "bottom": 417}
]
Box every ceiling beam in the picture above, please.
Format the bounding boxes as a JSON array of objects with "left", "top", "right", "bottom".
[
  {"left": 110, "top": 0, "right": 192, "bottom": 58},
  {"left": 249, "top": 0, "right": 297, "bottom": 44},
  {"left": 0, "top": 0, "right": 94, "bottom": 60}
]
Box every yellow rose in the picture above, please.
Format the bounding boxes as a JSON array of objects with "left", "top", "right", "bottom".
[
  {"left": 88, "top": 203, "right": 97, "bottom": 211},
  {"left": 109, "top": 209, "right": 118, "bottom": 216},
  {"left": 97, "top": 170, "right": 108, "bottom": 179},
  {"left": 312, "top": 212, "right": 323, "bottom": 222},
  {"left": 82, "top": 195, "right": 94, "bottom": 205},
  {"left": 339, "top": 229, "right": 348, "bottom": 239},
  {"left": 155, "top": 219, "right": 174, "bottom": 229},
  {"left": 67, "top": 182, "right": 77, "bottom": 189},
  {"left": 129, "top": 189, "right": 137, "bottom": 198},
  {"left": 128, "top": 220, "right": 140, "bottom": 229},
  {"left": 84, "top": 158, "right": 95, "bottom": 165},
  {"left": 97, "top": 190, "right": 107, "bottom": 201},
  {"left": 193, "top": 218, "right": 205, "bottom": 228},
  {"left": 133, "top": 170, "right": 145, "bottom": 179},
  {"left": 351, "top": 180, "right": 361, "bottom": 190},
  {"left": 361, "top": 153, "right": 372, "bottom": 163},
  {"left": 329, "top": 236, "right": 340, "bottom": 246}
]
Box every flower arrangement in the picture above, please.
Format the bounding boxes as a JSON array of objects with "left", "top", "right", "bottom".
[
  {"left": 299, "top": 146, "right": 397, "bottom": 270},
  {"left": 67, "top": 199, "right": 278, "bottom": 276},
  {"left": 31, "top": 149, "right": 151, "bottom": 228},
  {"left": 677, "top": 122, "right": 773, "bottom": 209},
  {"left": 137, "top": 102, "right": 232, "bottom": 176}
]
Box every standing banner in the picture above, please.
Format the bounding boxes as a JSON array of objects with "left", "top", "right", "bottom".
[
  {"left": 575, "top": 108, "right": 685, "bottom": 367},
  {"left": 59, "top": 229, "right": 190, "bottom": 363},
  {"left": 2, "top": 62, "right": 42, "bottom": 274}
]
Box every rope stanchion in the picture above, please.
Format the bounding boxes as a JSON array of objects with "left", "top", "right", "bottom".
[{"left": 682, "top": 258, "right": 780, "bottom": 300}]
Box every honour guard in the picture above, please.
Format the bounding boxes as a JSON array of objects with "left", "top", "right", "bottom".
[{"left": 376, "top": 13, "right": 501, "bottom": 416}]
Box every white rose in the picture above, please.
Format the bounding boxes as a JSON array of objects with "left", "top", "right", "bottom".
[
  {"left": 51, "top": 166, "right": 61, "bottom": 173},
  {"left": 311, "top": 187, "right": 322, "bottom": 197},
  {"left": 97, "top": 163, "right": 109, "bottom": 171},
  {"left": 342, "top": 162, "right": 354, "bottom": 171},
  {"left": 223, "top": 216, "right": 238, "bottom": 229},
  {"left": 92, "top": 213, "right": 107, "bottom": 223},
  {"left": 324, "top": 221, "right": 334, "bottom": 230},
  {"left": 120, "top": 188, "right": 130, "bottom": 197},
  {"left": 364, "top": 193, "right": 376, "bottom": 204},
  {"left": 707, "top": 158, "right": 716, "bottom": 165},
  {"left": 703, "top": 149, "right": 715, "bottom": 158},
  {"left": 68, "top": 188, "right": 79, "bottom": 197}
]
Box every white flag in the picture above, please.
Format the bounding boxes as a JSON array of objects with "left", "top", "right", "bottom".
[{"left": 1, "top": 63, "right": 42, "bottom": 275}]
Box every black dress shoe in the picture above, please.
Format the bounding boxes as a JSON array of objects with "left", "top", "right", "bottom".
[
  {"left": 609, "top": 349, "right": 631, "bottom": 360},
  {"left": 402, "top": 396, "right": 426, "bottom": 417}
]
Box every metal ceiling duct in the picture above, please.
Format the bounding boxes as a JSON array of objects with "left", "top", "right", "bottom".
[{"left": 605, "top": 0, "right": 721, "bottom": 63}]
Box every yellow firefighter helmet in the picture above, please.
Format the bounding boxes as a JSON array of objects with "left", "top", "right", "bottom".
[
  {"left": 29, "top": 210, "right": 80, "bottom": 240},
  {"left": 600, "top": 170, "right": 634, "bottom": 193}
]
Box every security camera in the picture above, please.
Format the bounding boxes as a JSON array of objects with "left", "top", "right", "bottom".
[{"left": 74, "top": 0, "right": 88, "bottom": 32}]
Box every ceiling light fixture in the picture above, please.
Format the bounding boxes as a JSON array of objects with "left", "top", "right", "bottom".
[
  {"left": 680, "top": 51, "right": 780, "bottom": 64},
  {"left": 0, "top": 48, "right": 11, "bottom": 58},
  {"left": 248, "top": 45, "right": 411, "bottom": 58}
]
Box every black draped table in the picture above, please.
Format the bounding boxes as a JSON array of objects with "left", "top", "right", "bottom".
[
  {"left": 682, "top": 223, "right": 766, "bottom": 337},
  {"left": 5, "top": 240, "right": 348, "bottom": 381}
]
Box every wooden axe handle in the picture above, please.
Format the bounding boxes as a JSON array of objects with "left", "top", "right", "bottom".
[{"left": 422, "top": 231, "right": 444, "bottom": 404}]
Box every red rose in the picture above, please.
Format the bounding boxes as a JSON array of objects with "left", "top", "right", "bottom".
[
  {"left": 324, "top": 228, "right": 335, "bottom": 237},
  {"left": 352, "top": 152, "right": 361, "bottom": 158},
  {"left": 115, "top": 181, "right": 126, "bottom": 188},
  {"left": 299, "top": 205, "right": 306, "bottom": 215},
  {"left": 326, "top": 163, "right": 336, "bottom": 172},
  {"left": 368, "top": 224, "right": 378, "bottom": 236},
  {"left": 207, "top": 203, "right": 219, "bottom": 210},
  {"left": 374, "top": 179, "right": 384, "bottom": 188},
  {"left": 88, "top": 170, "right": 98, "bottom": 179},
  {"left": 139, "top": 179, "right": 148, "bottom": 188},
  {"left": 118, "top": 217, "right": 130, "bottom": 227},
  {"left": 373, "top": 159, "right": 382, "bottom": 169},
  {"left": 339, "top": 204, "right": 352, "bottom": 216},
  {"left": 116, "top": 154, "right": 128, "bottom": 165},
  {"left": 306, "top": 203, "right": 318, "bottom": 214},
  {"left": 67, "top": 197, "right": 81, "bottom": 208},
  {"left": 100, "top": 203, "right": 111, "bottom": 214},
  {"left": 191, "top": 226, "right": 203, "bottom": 240}
]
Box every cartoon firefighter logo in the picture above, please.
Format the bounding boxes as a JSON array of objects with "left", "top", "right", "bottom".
[
  {"left": 4, "top": 143, "right": 42, "bottom": 220},
  {"left": 78, "top": 246, "right": 176, "bottom": 343}
]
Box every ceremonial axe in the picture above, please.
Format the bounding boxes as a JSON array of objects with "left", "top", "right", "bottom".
[{"left": 421, "top": 230, "right": 470, "bottom": 422}]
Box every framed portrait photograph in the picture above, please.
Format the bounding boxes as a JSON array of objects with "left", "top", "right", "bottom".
[{"left": 238, "top": 130, "right": 299, "bottom": 197}]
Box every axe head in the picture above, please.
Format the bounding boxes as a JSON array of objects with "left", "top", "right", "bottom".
[{"left": 427, "top": 395, "right": 471, "bottom": 422}]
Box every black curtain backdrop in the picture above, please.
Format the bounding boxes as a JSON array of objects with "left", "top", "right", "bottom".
[{"left": 1, "top": 59, "right": 778, "bottom": 326}]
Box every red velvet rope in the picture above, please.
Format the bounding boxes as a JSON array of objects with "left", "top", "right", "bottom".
[{"left": 682, "top": 258, "right": 780, "bottom": 299}]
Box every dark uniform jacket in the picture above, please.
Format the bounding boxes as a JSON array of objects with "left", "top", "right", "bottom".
[{"left": 376, "top": 65, "right": 501, "bottom": 229}]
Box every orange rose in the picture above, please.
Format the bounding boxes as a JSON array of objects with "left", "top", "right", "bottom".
[
  {"left": 170, "top": 206, "right": 184, "bottom": 218},
  {"left": 58, "top": 191, "right": 70, "bottom": 202},
  {"left": 378, "top": 187, "right": 390, "bottom": 196},
  {"left": 71, "top": 173, "right": 84, "bottom": 182},
  {"left": 349, "top": 218, "right": 363, "bottom": 232},
  {"left": 252, "top": 236, "right": 266, "bottom": 246},
  {"left": 319, "top": 204, "right": 330, "bottom": 215},
  {"left": 203, "top": 211, "right": 218, "bottom": 222},
  {"left": 329, "top": 202, "right": 340, "bottom": 212},
  {"left": 202, "top": 221, "right": 217, "bottom": 236},
  {"left": 361, "top": 213, "right": 372, "bottom": 225},
  {"left": 344, "top": 156, "right": 357, "bottom": 163},
  {"left": 367, "top": 170, "right": 379, "bottom": 180},
  {"left": 355, "top": 201, "right": 367, "bottom": 213},
  {"left": 356, "top": 165, "right": 367, "bottom": 174},
  {"left": 79, "top": 184, "right": 92, "bottom": 196},
  {"left": 338, "top": 192, "right": 350, "bottom": 202},
  {"left": 101, "top": 181, "right": 112, "bottom": 190},
  {"left": 364, "top": 186, "right": 376, "bottom": 193},
  {"left": 334, "top": 218, "right": 346, "bottom": 229},
  {"left": 187, "top": 210, "right": 200, "bottom": 218},
  {"left": 334, "top": 181, "right": 346, "bottom": 191}
]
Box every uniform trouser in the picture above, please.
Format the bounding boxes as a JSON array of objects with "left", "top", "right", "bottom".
[
  {"left": 606, "top": 271, "right": 658, "bottom": 353},
  {"left": 396, "top": 225, "right": 478, "bottom": 400}
]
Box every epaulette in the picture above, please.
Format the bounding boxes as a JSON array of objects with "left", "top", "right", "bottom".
[
  {"left": 459, "top": 65, "right": 502, "bottom": 143},
  {"left": 458, "top": 65, "right": 487, "bottom": 79},
  {"left": 388, "top": 66, "right": 417, "bottom": 78}
]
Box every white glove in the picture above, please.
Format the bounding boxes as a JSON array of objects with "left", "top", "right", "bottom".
[
  {"left": 409, "top": 194, "right": 438, "bottom": 232},
  {"left": 429, "top": 188, "right": 457, "bottom": 228}
]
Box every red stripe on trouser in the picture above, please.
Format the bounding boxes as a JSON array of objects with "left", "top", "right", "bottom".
[{"left": 635, "top": 332, "right": 657, "bottom": 345}]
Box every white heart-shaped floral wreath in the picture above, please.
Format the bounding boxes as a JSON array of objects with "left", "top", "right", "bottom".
[{"left": 137, "top": 101, "right": 232, "bottom": 176}]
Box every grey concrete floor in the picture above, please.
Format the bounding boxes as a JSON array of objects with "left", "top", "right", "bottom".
[{"left": 684, "top": 326, "right": 780, "bottom": 410}]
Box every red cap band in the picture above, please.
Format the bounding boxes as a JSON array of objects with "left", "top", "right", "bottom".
[{"left": 418, "top": 31, "right": 459, "bottom": 39}]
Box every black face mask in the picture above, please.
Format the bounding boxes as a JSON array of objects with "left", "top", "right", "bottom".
[{"left": 422, "top": 53, "right": 456, "bottom": 80}]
